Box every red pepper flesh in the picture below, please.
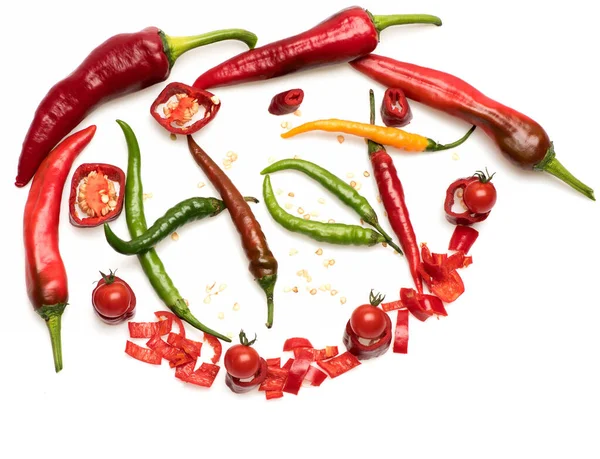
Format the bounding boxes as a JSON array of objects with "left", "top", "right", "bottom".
[
  {"left": 203, "top": 333, "right": 223, "bottom": 364},
  {"left": 265, "top": 391, "right": 284, "bottom": 400},
  {"left": 225, "top": 358, "right": 268, "bottom": 394},
  {"left": 268, "top": 89, "right": 304, "bottom": 115},
  {"left": 166, "top": 333, "right": 202, "bottom": 359},
  {"left": 155, "top": 311, "right": 186, "bottom": 338},
  {"left": 445, "top": 177, "right": 490, "bottom": 225},
  {"left": 316, "top": 352, "right": 361, "bottom": 378},
  {"left": 401, "top": 288, "right": 433, "bottom": 322},
  {"left": 393, "top": 310, "right": 409, "bottom": 354},
  {"left": 259, "top": 366, "right": 289, "bottom": 392},
  {"left": 128, "top": 318, "right": 172, "bottom": 338},
  {"left": 304, "top": 366, "right": 328, "bottom": 387},
  {"left": 150, "top": 82, "right": 220, "bottom": 135},
  {"left": 283, "top": 337, "right": 313, "bottom": 352},
  {"left": 282, "top": 358, "right": 312, "bottom": 395},
  {"left": 382, "top": 300, "right": 404, "bottom": 312},
  {"left": 449, "top": 225, "right": 479, "bottom": 254},
  {"left": 381, "top": 88, "right": 412, "bottom": 127},
  {"left": 125, "top": 340, "right": 162, "bottom": 365},
  {"left": 342, "top": 313, "right": 392, "bottom": 360},
  {"left": 176, "top": 362, "right": 220, "bottom": 388},
  {"left": 266, "top": 357, "right": 281, "bottom": 367}
]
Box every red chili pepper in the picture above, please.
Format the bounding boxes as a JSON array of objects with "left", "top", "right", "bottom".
[
  {"left": 203, "top": 333, "right": 223, "bottom": 364},
  {"left": 445, "top": 177, "right": 490, "bottom": 225},
  {"left": 193, "top": 8, "right": 441, "bottom": 90},
  {"left": 225, "top": 358, "right": 269, "bottom": 394},
  {"left": 393, "top": 310, "right": 409, "bottom": 354},
  {"left": 128, "top": 318, "right": 172, "bottom": 339},
  {"left": 449, "top": 226, "right": 479, "bottom": 254},
  {"left": 350, "top": 54, "right": 594, "bottom": 200},
  {"left": 268, "top": 89, "right": 304, "bottom": 115},
  {"left": 23, "top": 125, "right": 96, "bottom": 372},
  {"left": 125, "top": 340, "right": 162, "bottom": 365},
  {"left": 316, "top": 352, "right": 361, "bottom": 379},
  {"left": 283, "top": 337, "right": 314, "bottom": 352},
  {"left": 304, "top": 366, "right": 328, "bottom": 387},
  {"left": 342, "top": 312, "right": 393, "bottom": 360},
  {"left": 15, "top": 28, "right": 258, "bottom": 187},
  {"left": 68, "top": 163, "right": 125, "bottom": 227},
  {"left": 366, "top": 90, "right": 422, "bottom": 293},
  {"left": 187, "top": 135, "right": 279, "bottom": 328},
  {"left": 282, "top": 358, "right": 312, "bottom": 395},
  {"left": 150, "top": 82, "right": 221, "bottom": 135},
  {"left": 381, "top": 88, "right": 412, "bottom": 127}
]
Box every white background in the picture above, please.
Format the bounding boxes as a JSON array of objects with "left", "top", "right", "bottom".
[{"left": 1, "top": 0, "right": 599, "bottom": 457}]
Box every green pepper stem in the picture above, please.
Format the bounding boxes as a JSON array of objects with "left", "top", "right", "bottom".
[
  {"left": 427, "top": 125, "right": 477, "bottom": 152},
  {"left": 372, "top": 224, "right": 404, "bottom": 255},
  {"left": 259, "top": 275, "right": 277, "bottom": 329},
  {"left": 535, "top": 145, "right": 595, "bottom": 200},
  {"left": 162, "top": 29, "right": 259, "bottom": 67},
  {"left": 37, "top": 304, "right": 67, "bottom": 373},
  {"left": 371, "top": 13, "right": 442, "bottom": 32},
  {"left": 368, "top": 89, "right": 385, "bottom": 155},
  {"left": 174, "top": 302, "right": 232, "bottom": 342}
]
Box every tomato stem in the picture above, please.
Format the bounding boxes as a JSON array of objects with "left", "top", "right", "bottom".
[{"left": 369, "top": 290, "right": 386, "bottom": 307}]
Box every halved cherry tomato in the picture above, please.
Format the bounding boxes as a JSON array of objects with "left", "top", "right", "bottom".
[
  {"left": 349, "top": 291, "right": 387, "bottom": 339},
  {"left": 463, "top": 169, "right": 497, "bottom": 214},
  {"left": 224, "top": 330, "right": 261, "bottom": 379},
  {"left": 92, "top": 270, "right": 136, "bottom": 324}
]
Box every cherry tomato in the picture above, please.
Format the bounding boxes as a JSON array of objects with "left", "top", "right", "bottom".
[
  {"left": 92, "top": 270, "right": 136, "bottom": 324},
  {"left": 224, "top": 344, "right": 261, "bottom": 379},
  {"left": 463, "top": 171, "right": 497, "bottom": 214},
  {"left": 350, "top": 305, "right": 388, "bottom": 339}
]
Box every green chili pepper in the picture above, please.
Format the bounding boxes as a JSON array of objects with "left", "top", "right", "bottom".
[
  {"left": 260, "top": 158, "right": 402, "bottom": 254},
  {"left": 116, "top": 119, "right": 230, "bottom": 342},
  {"left": 104, "top": 196, "right": 258, "bottom": 255},
  {"left": 263, "top": 174, "right": 387, "bottom": 247}
]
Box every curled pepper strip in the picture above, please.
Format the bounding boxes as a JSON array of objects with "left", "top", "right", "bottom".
[
  {"left": 283, "top": 337, "right": 313, "bottom": 352},
  {"left": 393, "top": 310, "right": 409, "bottom": 354},
  {"left": 268, "top": 88, "right": 304, "bottom": 115},
  {"left": 381, "top": 88, "right": 412, "bottom": 127},
  {"left": 150, "top": 82, "right": 220, "bottom": 135},
  {"left": 282, "top": 358, "right": 312, "bottom": 395},
  {"left": 203, "top": 333, "right": 223, "bottom": 364},
  {"left": 316, "top": 352, "right": 361, "bottom": 378},
  {"left": 176, "top": 362, "right": 220, "bottom": 388},
  {"left": 125, "top": 341, "right": 162, "bottom": 365},
  {"left": 449, "top": 225, "right": 479, "bottom": 254}
]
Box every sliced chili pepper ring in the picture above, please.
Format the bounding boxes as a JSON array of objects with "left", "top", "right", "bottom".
[
  {"left": 445, "top": 177, "right": 490, "bottom": 225},
  {"left": 150, "top": 82, "right": 221, "bottom": 135},
  {"left": 225, "top": 358, "right": 268, "bottom": 394},
  {"left": 342, "top": 313, "right": 392, "bottom": 360},
  {"left": 381, "top": 88, "right": 412, "bottom": 127},
  {"left": 69, "top": 163, "right": 125, "bottom": 227},
  {"left": 268, "top": 88, "right": 304, "bottom": 115}
]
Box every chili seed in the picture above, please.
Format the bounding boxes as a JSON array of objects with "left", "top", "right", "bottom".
[
  {"left": 289, "top": 248, "right": 298, "bottom": 256},
  {"left": 354, "top": 181, "right": 362, "bottom": 191},
  {"left": 325, "top": 284, "right": 331, "bottom": 291},
  {"left": 310, "top": 289, "right": 317, "bottom": 295},
  {"left": 350, "top": 181, "right": 357, "bottom": 188},
  {"left": 297, "top": 270, "right": 305, "bottom": 276},
  {"left": 170, "top": 134, "right": 177, "bottom": 141},
  {"left": 363, "top": 171, "right": 371, "bottom": 177},
  {"left": 318, "top": 198, "right": 325, "bottom": 204},
  {"left": 197, "top": 182, "right": 205, "bottom": 189},
  {"left": 217, "top": 312, "right": 225, "bottom": 320},
  {"left": 319, "top": 285, "right": 327, "bottom": 292},
  {"left": 306, "top": 276, "right": 313, "bottom": 283},
  {"left": 315, "top": 248, "right": 323, "bottom": 256},
  {"left": 232, "top": 302, "right": 240, "bottom": 311},
  {"left": 211, "top": 95, "right": 220, "bottom": 105},
  {"left": 323, "top": 260, "right": 330, "bottom": 268},
  {"left": 376, "top": 195, "right": 382, "bottom": 203},
  {"left": 143, "top": 193, "right": 153, "bottom": 200},
  {"left": 303, "top": 214, "right": 311, "bottom": 220},
  {"left": 101, "top": 195, "right": 109, "bottom": 204},
  {"left": 203, "top": 295, "right": 212, "bottom": 304},
  {"left": 226, "top": 332, "right": 234, "bottom": 339},
  {"left": 288, "top": 192, "right": 295, "bottom": 197},
  {"left": 281, "top": 121, "right": 289, "bottom": 129},
  {"left": 329, "top": 259, "right": 336, "bottom": 266},
  {"left": 226, "top": 151, "right": 234, "bottom": 158},
  {"left": 206, "top": 282, "right": 216, "bottom": 292},
  {"left": 456, "top": 189, "right": 464, "bottom": 198},
  {"left": 382, "top": 242, "right": 388, "bottom": 248},
  {"left": 340, "top": 297, "right": 347, "bottom": 304},
  {"left": 224, "top": 164, "right": 232, "bottom": 170},
  {"left": 171, "top": 232, "right": 179, "bottom": 241},
  {"left": 223, "top": 158, "right": 232, "bottom": 166},
  {"left": 292, "top": 286, "right": 299, "bottom": 293},
  {"left": 293, "top": 155, "right": 302, "bottom": 159},
  {"left": 108, "top": 200, "right": 117, "bottom": 208},
  {"left": 297, "top": 207, "right": 305, "bottom": 215},
  {"left": 294, "top": 110, "right": 302, "bottom": 116},
  {"left": 331, "top": 290, "right": 338, "bottom": 296},
  {"left": 337, "top": 135, "right": 345, "bottom": 144}
]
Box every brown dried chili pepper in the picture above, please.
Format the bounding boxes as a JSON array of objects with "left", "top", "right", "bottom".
[
  {"left": 444, "top": 176, "right": 490, "bottom": 225},
  {"left": 187, "top": 135, "right": 278, "bottom": 328},
  {"left": 381, "top": 88, "right": 412, "bottom": 127},
  {"left": 69, "top": 163, "right": 125, "bottom": 227},
  {"left": 268, "top": 89, "right": 304, "bottom": 115},
  {"left": 150, "top": 82, "right": 221, "bottom": 135}
]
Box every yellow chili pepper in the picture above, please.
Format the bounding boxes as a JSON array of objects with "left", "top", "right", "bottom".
[{"left": 281, "top": 119, "right": 476, "bottom": 152}]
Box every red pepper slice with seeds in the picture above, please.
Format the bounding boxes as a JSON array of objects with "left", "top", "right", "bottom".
[
  {"left": 282, "top": 358, "right": 312, "bottom": 395},
  {"left": 343, "top": 311, "right": 393, "bottom": 360},
  {"left": 150, "top": 82, "right": 220, "bottom": 135},
  {"left": 393, "top": 310, "right": 409, "bottom": 354},
  {"left": 449, "top": 225, "right": 479, "bottom": 254},
  {"left": 268, "top": 88, "right": 304, "bottom": 115},
  {"left": 225, "top": 358, "right": 269, "bottom": 394},
  {"left": 124, "top": 340, "right": 162, "bottom": 365},
  {"left": 316, "top": 352, "right": 361, "bottom": 378},
  {"left": 283, "top": 337, "right": 313, "bottom": 352},
  {"left": 203, "top": 333, "right": 223, "bottom": 364},
  {"left": 444, "top": 177, "right": 490, "bottom": 225},
  {"left": 304, "top": 366, "right": 328, "bottom": 387},
  {"left": 69, "top": 163, "right": 125, "bottom": 227},
  {"left": 381, "top": 88, "right": 412, "bottom": 127}
]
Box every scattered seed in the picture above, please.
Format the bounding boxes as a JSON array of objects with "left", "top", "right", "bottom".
[
  {"left": 315, "top": 248, "right": 323, "bottom": 256},
  {"left": 284, "top": 287, "right": 291, "bottom": 293},
  {"left": 376, "top": 195, "right": 382, "bottom": 203},
  {"left": 346, "top": 172, "right": 354, "bottom": 178},
  {"left": 297, "top": 207, "right": 305, "bottom": 215},
  {"left": 306, "top": 276, "right": 313, "bottom": 283},
  {"left": 171, "top": 232, "right": 179, "bottom": 241},
  {"left": 226, "top": 151, "right": 234, "bottom": 158},
  {"left": 382, "top": 242, "right": 388, "bottom": 248},
  {"left": 340, "top": 297, "right": 347, "bottom": 304},
  {"left": 289, "top": 248, "right": 298, "bottom": 256},
  {"left": 456, "top": 189, "right": 464, "bottom": 198},
  {"left": 331, "top": 290, "right": 338, "bottom": 296},
  {"left": 383, "top": 211, "right": 388, "bottom": 217},
  {"left": 197, "top": 182, "right": 205, "bottom": 189},
  {"left": 223, "top": 158, "right": 232, "bottom": 166},
  {"left": 203, "top": 295, "right": 212, "bottom": 304},
  {"left": 310, "top": 289, "right": 317, "bottom": 295},
  {"left": 143, "top": 193, "right": 153, "bottom": 200},
  {"left": 217, "top": 312, "right": 225, "bottom": 320},
  {"left": 170, "top": 134, "right": 177, "bottom": 141},
  {"left": 328, "top": 219, "right": 335, "bottom": 224},
  {"left": 281, "top": 121, "right": 289, "bottom": 129},
  {"left": 297, "top": 269, "right": 305, "bottom": 276},
  {"left": 206, "top": 282, "right": 216, "bottom": 293},
  {"left": 219, "top": 284, "right": 227, "bottom": 292},
  {"left": 350, "top": 181, "right": 357, "bottom": 188},
  {"left": 292, "top": 286, "right": 299, "bottom": 293},
  {"left": 285, "top": 202, "right": 293, "bottom": 210},
  {"left": 337, "top": 135, "right": 345, "bottom": 144},
  {"left": 359, "top": 219, "right": 364, "bottom": 225},
  {"left": 363, "top": 171, "right": 371, "bottom": 177},
  {"left": 224, "top": 164, "right": 232, "bottom": 170},
  {"left": 288, "top": 192, "right": 295, "bottom": 197},
  {"left": 354, "top": 181, "right": 362, "bottom": 191},
  {"left": 329, "top": 259, "right": 336, "bottom": 266},
  {"left": 318, "top": 198, "right": 326, "bottom": 204},
  {"left": 294, "top": 110, "right": 302, "bottom": 116},
  {"left": 323, "top": 260, "right": 330, "bottom": 268},
  {"left": 303, "top": 214, "right": 311, "bottom": 220},
  {"left": 232, "top": 302, "right": 240, "bottom": 311},
  {"left": 452, "top": 152, "right": 460, "bottom": 161}
]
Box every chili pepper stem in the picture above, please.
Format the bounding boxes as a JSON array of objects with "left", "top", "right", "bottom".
[
  {"left": 173, "top": 300, "right": 232, "bottom": 342},
  {"left": 534, "top": 145, "right": 595, "bottom": 200},
  {"left": 258, "top": 275, "right": 277, "bottom": 329},
  {"left": 370, "top": 13, "right": 443, "bottom": 32},
  {"left": 367, "top": 89, "right": 385, "bottom": 155},
  {"left": 426, "top": 125, "right": 477, "bottom": 152},
  {"left": 37, "top": 304, "right": 67, "bottom": 372},
  {"left": 162, "top": 29, "right": 259, "bottom": 67},
  {"left": 372, "top": 224, "right": 404, "bottom": 255}
]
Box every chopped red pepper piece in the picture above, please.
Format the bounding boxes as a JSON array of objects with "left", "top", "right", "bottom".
[
  {"left": 393, "top": 310, "right": 409, "bottom": 354},
  {"left": 166, "top": 333, "right": 202, "bottom": 359},
  {"left": 259, "top": 366, "right": 289, "bottom": 392},
  {"left": 324, "top": 346, "right": 339, "bottom": 359},
  {"left": 382, "top": 300, "right": 404, "bottom": 312},
  {"left": 420, "top": 294, "right": 447, "bottom": 317},
  {"left": 176, "top": 362, "right": 220, "bottom": 388},
  {"left": 425, "top": 270, "right": 465, "bottom": 304},
  {"left": 174, "top": 359, "right": 196, "bottom": 380},
  {"left": 68, "top": 163, "right": 125, "bottom": 227},
  {"left": 401, "top": 287, "right": 433, "bottom": 322},
  {"left": 293, "top": 347, "right": 317, "bottom": 361},
  {"left": 154, "top": 311, "right": 185, "bottom": 338},
  {"left": 282, "top": 358, "right": 294, "bottom": 371},
  {"left": 282, "top": 359, "right": 312, "bottom": 395},
  {"left": 419, "top": 244, "right": 468, "bottom": 304},
  {"left": 283, "top": 337, "right": 313, "bottom": 352},
  {"left": 304, "top": 365, "right": 328, "bottom": 387},
  {"left": 449, "top": 225, "right": 479, "bottom": 254},
  {"left": 146, "top": 334, "right": 191, "bottom": 366},
  {"left": 268, "top": 88, "right": 304, "bottom": 115},
  {"left": 444, "top": 177, "right": 490, "bottom": 225},
  {"left": 266, "top": 357, "right": 281, "bottom": 367},
  {"left": 203, "top": 333, "right": 222, "bottom": 364},
  {"left": 128, "top": 317, "right": 172, "bottom": 338},
  {"left": 150, "top": 82, "right": 221, "bottom": 135},
  {"left": 381, "top": 88, "right": 412, "bottom": 127},
  {"left": 265, "top": 390, "right": 284, "bottom": 400},
  {"left": 226, "top": 358, "right": 268, "bottom": 394},
  {"left": 316, "top": 352, "right": 361, "bottom": 378},
  {"left": 124, "top": 341, "right": 162, "bottom": 365}
]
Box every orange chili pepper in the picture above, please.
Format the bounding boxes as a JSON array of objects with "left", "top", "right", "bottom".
[{"left": 281, "top": 119, "right": 476, "bottom": 152}]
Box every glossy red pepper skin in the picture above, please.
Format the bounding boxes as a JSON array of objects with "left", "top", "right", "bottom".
[
  {"left": 381, "top": 88, "right": 412, "bottom": 127},
  {"left": 193, "top": 8, "right": 441, "bottom": 90},
  {"left": 351, "top": 54, "right": 595, "bottom": 200},
  {"left": 23, "top": 125, "right": 97, "bottom": 372},
  {"left": 268, "top": 89, "right": 304, "bottom": 115}
]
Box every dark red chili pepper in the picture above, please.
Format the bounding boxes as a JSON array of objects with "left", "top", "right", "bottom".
[
  {"left": 350, "top": 54, "right": 595, "bottom": 200},
  {"left": 445, "top": 177, "right": 490, "bottom": 225},
  {"left": 15, "top": 27, "right": 258, "bottom": 187},
  {"left": 268, "top": 89, "right": 304, "bottom": 115},
  {"left": 225, "top": 358, "right": 268, "bottom": 394},
  {"left": 367, "top": 90, "right": 422, "bottom": 293},
  {"left": 343, "top": 311, "right": 392, "bottom": 360},
  {"left": 23, "top": 125, "right": 96, "bottom": 372},
  {"left": 187, "top": 135, "right": 279, "bottom": 328},
  {"left": 449, "top": 225, "right": 479, "bottom": 254},
  {"left": 69, "top": 163, "right": 125, "bottom": 227},
  {"left": 192, "top": 7, "right": 441, "bottom": 89},
  {"left": 381, "top": 88, "right": 412, "bottom": 127},
  {"left": 150, "top": 82, "right": 221, "bottom": 135}
]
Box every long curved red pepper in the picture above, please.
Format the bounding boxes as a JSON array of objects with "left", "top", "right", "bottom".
[
  {"left": 23, "top": 125, "right": 97, "bottom": 372},
  {"left": 15, "top": 27, "right": 257, "bottom": 187},
  {"left": 192, "top": 7, "right": 441, "bottom": 90},
  {"left": 351, "top": 54, "right": 595, "bottom": 200},
  {"left": 367, "top": 90, "right": 422, "bottom": 293},
  {"left": 186, "top": 136, "right": 279, "bottom": 328}
]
